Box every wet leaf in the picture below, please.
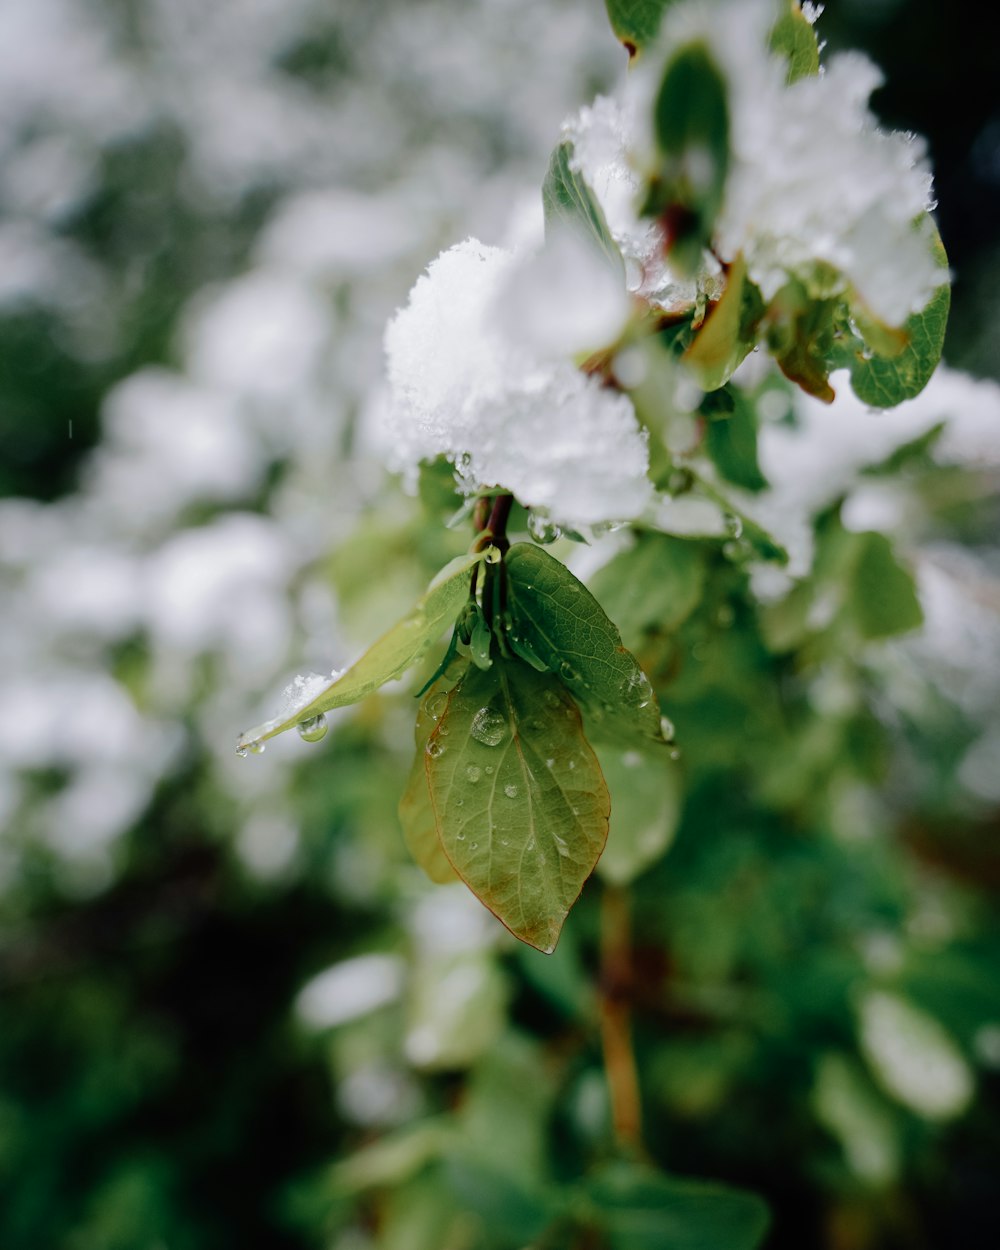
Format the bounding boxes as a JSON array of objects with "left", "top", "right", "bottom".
[
  {"left": 425, "top": 658, "right": 610, "bottom": 954},
  {"left": 504, "top": 543, "right": 669, "bottom": 748},
  {"left": 238, "top": 550, "right": 485, "bottom": 752},
  {"left": 399, "top": 671, "right": 464, "bottom": 884}
]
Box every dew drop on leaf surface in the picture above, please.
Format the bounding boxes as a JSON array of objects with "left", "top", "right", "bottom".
[
  {"left": 426, "top": 739, "right": 446, "bottom": 758},
  {"left": 659, "top": 715, "right": 676, "bottom": 742},
  {"left": 297, "top": 713, "right": 328, "bottom": 743},
  {"left": 504, "top": 783, "right": 519, "bottom": 799},
  {"left": 470, "top": 707, "right": 506, "bottom": 746},
  {"left": 466, "top": 765, "right": 481, "bottom": 783}
]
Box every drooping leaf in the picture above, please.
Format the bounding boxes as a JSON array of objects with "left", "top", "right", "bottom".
[
  {"left": 769, "top": 2, "right": 820, "bottom": 84},
  {"left": 595, "top": 747, "right": 682, "bottom": 885},
  {"left": 237, "top": 550, "right": 485, "bottom": 752},
  {"left": 645, "top": 41, "right": 730, "bottom": 275},
  {"left": 603, "top": 0, "right": 676, "bottom": 56},
  {"left": 588, "top": 533, "right": 707, "bottom": 646},
  {"left": 542, "top": 141, "right": 624, "bottom": 278},
  {"left": 504, "top": 543, "right": 669, "bottom": 748},
  {"left": 399, "top": 671, "right": 464, "bottom": 884},
  {"left": 683, "top": 255, "right": 762, "bottom": 391},
  {"left": 848, "top": 226, "right": 951, "bottom": 408},
  {"left": 425, "top": 658, "right": 610, "bottom": 954},
  {"left": 582, "top": 1162, "right": 771, "bottom": 1250}
]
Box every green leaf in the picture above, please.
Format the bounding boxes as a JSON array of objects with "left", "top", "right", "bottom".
[
  {"left": 237, "top": 550, "right": 485, "bottom": 752},
  {"left": 646, "top": 42, "right": 730, "bottom": 275},
  {"left": 583, "top": 1162, "right": 770, "bottom": 1250},
  {"left": 588, "top": 533, "right": 706, "bottom": 646},
  {"left": 769, "top": 2, "right": 820, "bottom": 84},
  {"left": 703, "top": 386, "right": 769, "bottom": 493},
  {"left": 504, "top": 543, "right": 669, "bottom": 748},
  {"left": 765, "top": 280, "right": 839, "bottom": 403},
  {"left": 425, "top": 657, "right": 610, "bottom": 954},
  {"left": 603, "top": 0, "right": 676, "bottom": 56},
  {"left": 683, "top": 255, "right": 762, "bottom": 391},
  {"left": 542, "top": 141, "right": 624, "bottom": 278},
  {"left": 848, "top": 227, "right": 951, "bottom": 408},
  {"left": 849, "top": 532, "right": 923, "bottom": 640},
  {"left": 595, "top": 747, "right": 682, "bottom": 885},
  {"left": 399, "top": 672, "right": 463, "bottom": 884}
]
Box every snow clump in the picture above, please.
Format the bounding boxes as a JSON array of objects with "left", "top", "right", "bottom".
[{"left": 382, "top": 237, "right": 651, "bottom": 529}]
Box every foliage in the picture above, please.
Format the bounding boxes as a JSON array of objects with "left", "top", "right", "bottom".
[{"left": 3, "top": 2, "right": 1000, "bottom": 1249}]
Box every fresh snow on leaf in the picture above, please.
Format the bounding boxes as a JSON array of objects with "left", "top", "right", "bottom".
[
  {"left": 381, "top": 237, "right": 651, "bottom": 528},
  {"left": 638, "top": 0, "right": 944, "bottom": 327}
]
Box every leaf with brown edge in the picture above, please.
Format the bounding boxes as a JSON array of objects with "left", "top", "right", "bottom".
[
  {"left": 425, "top": 658, "right": 610, "bottom": 954},
  {"left": 399, "top": 668, "right": 465, "bottom": 885}
]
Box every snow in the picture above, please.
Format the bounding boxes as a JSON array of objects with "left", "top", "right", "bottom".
[{"left": 381, "top": 237, "right": 651, "bottom": 528}]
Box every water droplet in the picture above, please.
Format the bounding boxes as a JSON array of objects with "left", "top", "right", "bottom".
[
  {"left": 236, "top": 744, "right": 249, "bottom": 759},
  {"left": 568, "top": 759, "right": 576, "bottom": 771},
  {"left": 659, "top": 715, "right": 676, "bottom": 742},
  {"left": 455, "top": 798, "right": 464, "bottom": 807},
  {"left": 722, "top": 540, "right": 742, "bottom": 561},
  {"left": 559, "top": 661, "right": 580, "bottom": 682},
  {"left": 543, "top": 690, "right": 562, "bottom": 710},
  {"left": 501, "top": 837, "right": 510, "bottom": 847},
  {"left": 426, "top": 739, "right": 446, "bottom": 758},
  {"left": 470, "top": 706, "right": 506, "bottom": 747},
  {"left": 470, "top": 841, "right": 478, "bottom": 850},
  {"left": 526, "top": 837, "right": 536, "bottom": 852},
  {"left": 483, "top": 546, "right": 502, "bottom": 564},
  {"left": 504, "top": 783, "right": 519, "bottom": 799},
  {"left": 457, "top": 832, "right": 466, "bottom": 841},
  {"left": 297, "top": 713, "right": 328, "bottom": 744},
  {"left": 545, "top": 758, "right": 555, "bottom": 769},
  {"left": 426, "top": 691, "right": 448, "bottom": 721},
  {"left": 724, "top": 514, "right": 743, "bottom": 539},
  {"left": 669, "top": 747, "right": 682, "bottom": 761},
  {"left": 466, "top": 764, "right": 481, "bottom": 783},
  {"left": 485, "top": 765, "right": 494, "bottom": 776},
  {"left": 527, "top": 511, "right": 561, "bottom": 544},
  {"left": 667, "top": 466, "right": 694, "bottom": 496},
  {"left": 248, "top": 741, "right": 266, "bottom": 755}
]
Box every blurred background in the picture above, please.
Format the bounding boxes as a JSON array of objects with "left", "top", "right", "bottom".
[{"left": 1, "top": 2, "right": 999, "bottom": 1248}]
